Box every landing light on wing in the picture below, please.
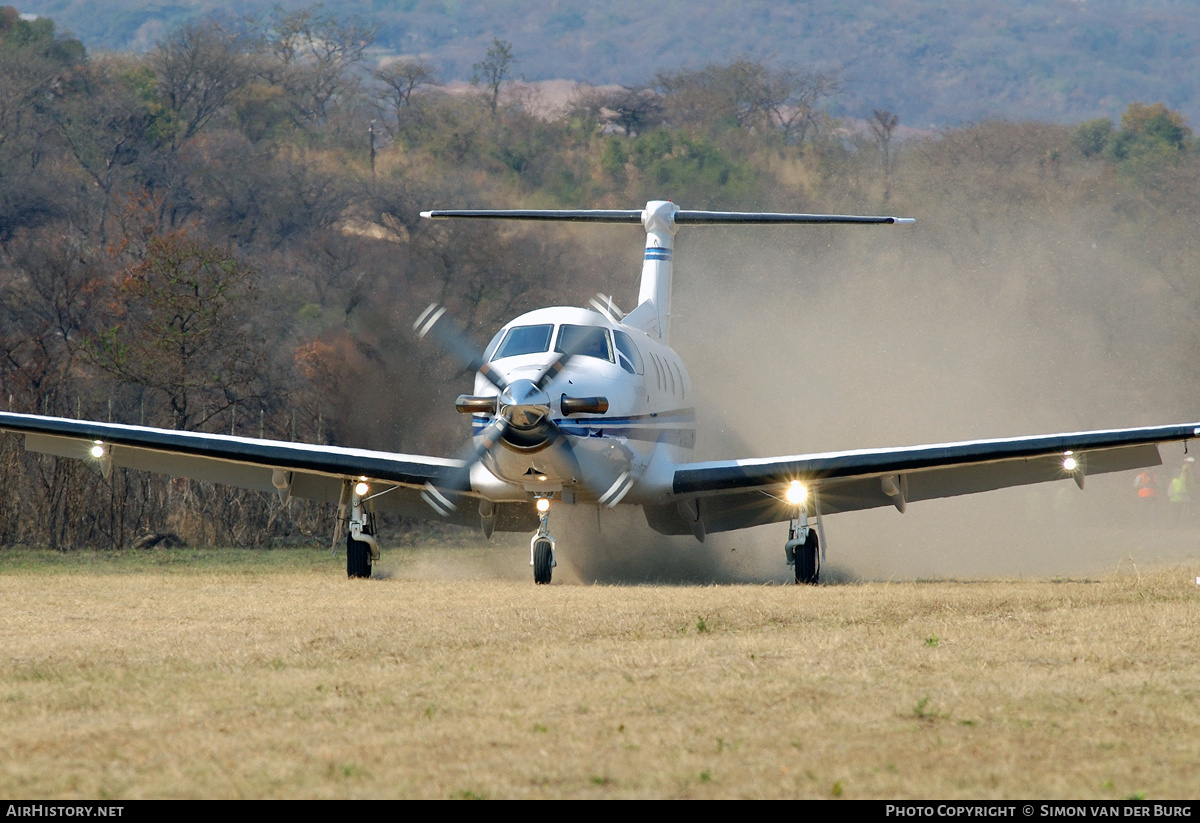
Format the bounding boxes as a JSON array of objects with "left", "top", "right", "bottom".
[
  {"left": 90, "top": 441, "right": 106, "bottom": 459},
  {"left": 785, "top": 480, "right": 808, "bottom": 507},
  {"left": 1062, "top": 452, "right": 1078, "bottom": 472}
]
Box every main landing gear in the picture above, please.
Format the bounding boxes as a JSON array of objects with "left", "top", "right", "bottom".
[
  {"left": 531, "top": 496, "right": 556, "bottom": 584},
  {"left": 344, "top": 481, "right": 379, "bottom": 579},
  {"left": 347, "top": 527, "right": 375, "bottom": 579},
  {"left": 786, "top": 510, "right": 820, "bottom": 585}
]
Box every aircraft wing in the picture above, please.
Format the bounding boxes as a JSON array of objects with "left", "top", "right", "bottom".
[
  {"left": 0, "top": 412, "right": 481, "bottom": 526},
  {"left": 648, "top": 422, "right": 1200, "bottom": 537}
]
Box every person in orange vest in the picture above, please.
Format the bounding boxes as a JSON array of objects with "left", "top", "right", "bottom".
[{"left": 1134, "top": 469, "right": 1161, "bottom": 501}]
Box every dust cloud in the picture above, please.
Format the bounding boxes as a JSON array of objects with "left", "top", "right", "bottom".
[{"left": 665, "top": 216, "right": 1200, "bottom": 581}]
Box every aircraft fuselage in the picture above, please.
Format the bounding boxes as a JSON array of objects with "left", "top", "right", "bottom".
[{"left": 467, "top": 305, "right": 694, "bottom": 508}]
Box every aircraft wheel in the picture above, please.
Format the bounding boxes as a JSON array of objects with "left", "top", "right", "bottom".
[
  {"left": 533, "top": 538, "right": 553, "bottom": 585},
  {"left": 347, "top": 534, "right": 372, "bottom": 579},
  {"left": 795, "top": 529, "right": 820, "bottom": 585}
]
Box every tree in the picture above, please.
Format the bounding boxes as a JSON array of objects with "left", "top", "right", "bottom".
[
  {"left": 1115, "top": 102, "right": 1191, "bottom": 158},
  {"left": 473, "top": 38, "right": 515, "bottom": 115},
  {"left": 0, "top": 7, "right": 87, "bottom": 238},
  {"left": 150, "top": 19, "right": 257, "bottom": 147},
  {"left": 373, "top": 57, "right": 438, "bottom": 133},
  {"left": 86, "top": 227, "right": 267, "bottom": 432},
  {"left": 654, "top": 60, "right": 839, "bottom": 145},
  {"left": 256, "top": 7, "right": 374, "bottom": 131},
  {"left": 1102, "top": 102, "right": 1192, "bottom": 180},
  {"left": 765, "top": 67, "right": 841, "bottom": 146},
  {"left": 1120, "top": 102, "right": 1190, "bottom": 147},
  {"left": 869, "top": 109, "right": 900, "bottom": 201},
  {"left": 1074, "top": 117, "right": 1113, "bottom": 158},
  {"left": 571, "top": 85, "right": 663, "bottom": 137},
  {"left": 264, "top": 8, "right": 376, "bottom": 127},
  {"left": 49, "top": 59, "right": 164, "bottom": 241}
]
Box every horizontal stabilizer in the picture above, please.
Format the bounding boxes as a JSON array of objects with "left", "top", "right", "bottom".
[
  {"left": 421, "top": 209, "right": 643, "bottom": 223},
  {"left": 421, "top": 208, "right": 914, "bottom": 226}
]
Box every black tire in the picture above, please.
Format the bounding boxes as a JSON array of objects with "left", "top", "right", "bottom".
[
  {"left": 533, "top": 538, "right": 553, "bottom": 585},
  {"left": 795, "top": 529, "right": 820, "bottom": 585},
  {"left": 347, "top": 534, "right": 372, "bottom": 579}
]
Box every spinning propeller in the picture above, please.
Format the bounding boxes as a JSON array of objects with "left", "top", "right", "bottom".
[{"left": 413, "top": 303, "right": 609, "bottom": 516}]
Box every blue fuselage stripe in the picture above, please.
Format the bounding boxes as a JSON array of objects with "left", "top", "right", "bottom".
[{"left": 472, "top": 412, "right": 696, "bottom": 448}]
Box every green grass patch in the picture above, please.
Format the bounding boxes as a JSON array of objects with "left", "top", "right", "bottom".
[{"left": 0, "top": 546, "right": 339, "bottom": 575}]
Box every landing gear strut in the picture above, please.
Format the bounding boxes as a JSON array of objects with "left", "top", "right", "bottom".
[
  {"left": 785, "top": 510, "right": 820, "bottom": 585},
  {"left": 345, "top": 482, "right": 379, "bottom": 579},
  {"left": 531, "top": 497, "right": 556, "bottom": 584}
]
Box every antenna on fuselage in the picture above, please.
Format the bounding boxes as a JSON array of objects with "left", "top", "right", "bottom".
[{"left": 421, "top": 202, "right": 914, "bottom": 344}]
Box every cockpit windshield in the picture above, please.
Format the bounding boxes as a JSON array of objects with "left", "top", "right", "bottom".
[
  {"left": 555, "top": 325, "right": 613, "bottom": 362},
  {"left": 491, "top": 324, "right": 554, "bottom": 360}
]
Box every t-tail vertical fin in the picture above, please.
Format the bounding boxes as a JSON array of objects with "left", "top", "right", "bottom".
[{"left": 622, "top": 200, "right": 679, "bottom": 342}]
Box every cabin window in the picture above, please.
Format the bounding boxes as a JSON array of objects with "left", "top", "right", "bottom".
[
  {"left": 613, "top": 330, "right": 644, "bottom": 375},
  {"left": 492, "top": 324, "right": 554, "bottom": 360},
  {"left": 670, "top": 360, "right": 685, "bottom": 399},
  {"left": 555, "top": 325, "right": 613, "bottom": 362}
]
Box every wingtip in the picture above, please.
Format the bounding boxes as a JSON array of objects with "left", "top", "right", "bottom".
[
  {"left": 419, "top": 210, "right": 435, "bottom": 219},
  {"left": 894, "top": 217, "right": 916, "bottom": 225}
]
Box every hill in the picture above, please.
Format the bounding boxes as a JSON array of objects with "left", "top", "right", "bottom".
[{"left": 16, "top": 0, "right": 1200, "bottom": 127}]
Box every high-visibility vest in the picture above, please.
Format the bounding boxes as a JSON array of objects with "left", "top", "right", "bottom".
[{"left": 1169, "top": 468, "right": 1194, "bottom": 503}]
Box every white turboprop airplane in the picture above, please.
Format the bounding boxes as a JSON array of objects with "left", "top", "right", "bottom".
[{"left": 1, "top": 200, "right": 1197, "bottom": 584}]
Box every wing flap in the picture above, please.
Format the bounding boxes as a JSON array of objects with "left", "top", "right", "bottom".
[
  {"left": 815, "top": 443, "right": 1161, "bottom": 515},
  {"left": 118, "top": 443, "right": 280, "bottom": 492},
  {"left": 904, "top": 443, "right": 1159, "bottom": 502}
]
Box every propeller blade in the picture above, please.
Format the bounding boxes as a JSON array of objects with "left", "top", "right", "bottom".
[
  {"left": 414, "top": 303, "right": 508, "bottom": 390},
  {"left": 468, "top": 416, "right": 510, "bottom": 464},
  {"left": 421, "top": 416, "right": 510, "bottom": 518},
  {"left": 533, "top": 323, "right": 609, "bottom": 391}
]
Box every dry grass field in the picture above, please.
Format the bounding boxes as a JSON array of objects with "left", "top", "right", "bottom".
[{"left": 2, "top": 542, "right": 1200, "bottom": 799}]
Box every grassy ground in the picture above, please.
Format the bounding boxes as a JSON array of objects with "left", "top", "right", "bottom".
[{"left": 2, "top": 545, "right": 1199, "bottom": 799}]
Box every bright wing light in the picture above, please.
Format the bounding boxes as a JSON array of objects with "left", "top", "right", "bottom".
[
  {"left": 784, "top": 480, "right": 808, "bottom": 506},
  {"left": 90, "top": 442, "right": 106, "bottom": 458}
]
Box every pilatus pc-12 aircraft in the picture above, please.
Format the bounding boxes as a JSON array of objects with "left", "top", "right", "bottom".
[{"left": 1, "top": 201, "right": 1197, "bottom": 583}]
